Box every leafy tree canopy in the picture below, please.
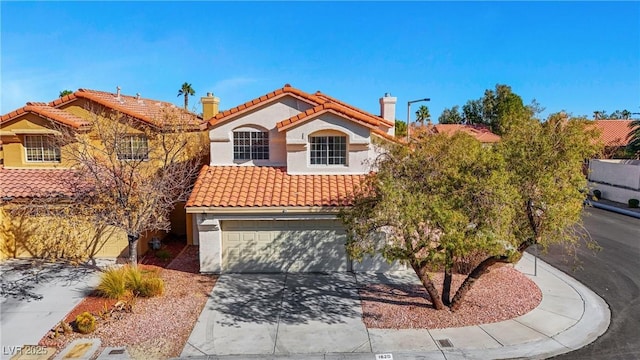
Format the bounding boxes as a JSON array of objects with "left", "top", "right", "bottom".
[
  {"left": 394, "top": 120, "right": 407, "bottom": 138},
  {"left": 627, "top": 119, "right": 640, "bottom": 158},
  {"left": 340, "top": 111, "right": 602, "bottom": 311},
  {"left": 437, "top": 84, "right": 535, "bottom": 135}
]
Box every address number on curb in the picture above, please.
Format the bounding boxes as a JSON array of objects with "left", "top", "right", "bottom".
[{"left": 375, "top": 354, "right": 393, "bottom": 360}]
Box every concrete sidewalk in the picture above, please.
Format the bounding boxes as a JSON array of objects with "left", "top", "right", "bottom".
[
  {"left": 178, "top": 252, "right": 610, "bottom": 360},
  {"left": 0, "top": 260, "right": 104, "bottom": 360}
]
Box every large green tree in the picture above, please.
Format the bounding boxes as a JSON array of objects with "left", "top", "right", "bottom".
[
  {"left": 177, "top": 82, "right": 196, "bottom": 110},
  {"left": 340, "top": 112, "right": 601, "bottom": 311},
  {"left": 439, "top": 84, "right": 533, "bottom": 134},
  {"left": 394, "top": 120, "right": 407, "bottom": 138},
  {"left": 438, "top": 105, "right": 463, "bottom": 124},
  {"left": 627, "top": 119, "right": 640, "bottom": 158}
]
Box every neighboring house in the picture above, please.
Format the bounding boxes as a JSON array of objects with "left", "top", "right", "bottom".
[
  {"left": 186, "top": 84, "right": 399, "bottom": 273},
  {"left": 587, "top": 120, "right": 639, "bottom": 203},
  {"left": 0, "top": 88, "right": 203, "bottom": 260},
  {"left": 424, "top": 124, "right": 501, "bottom": 143},
  {"left": 590, "top": 119, "right": 634, "bottom": 158}
]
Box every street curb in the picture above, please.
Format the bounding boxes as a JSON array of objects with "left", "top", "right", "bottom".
[{"left": 586, "top": 200, "right": 640, "bottom": 219}]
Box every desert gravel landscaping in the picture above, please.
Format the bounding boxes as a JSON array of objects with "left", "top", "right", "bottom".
[
  {"left": 359, "top": 264, "right": 542, "bottom": 329},
  {"left": 39, "top": 245, "right": 217, "bottom": 359},
  {"left": 37, "top": 246, "right": 540, "bottom": 359}
]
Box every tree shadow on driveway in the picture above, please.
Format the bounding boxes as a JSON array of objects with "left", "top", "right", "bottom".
[
  {"left": 0, "top": 259, "right": 100, "bottom": 302},
  {"left": 209, "top": 272, "right": 363, "bottom": 327}
]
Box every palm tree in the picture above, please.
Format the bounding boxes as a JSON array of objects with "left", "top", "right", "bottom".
[
  {"left": 621, "top": 110, "right": 632, "bottom": 120},
  {"left": 627, "top": 119, "right": 640, "bottom": 158},
  {"left": 415, "top": 105, "right": 431, "bottom": 126},
  {"left": 177, "top": 82, "right": 195, "bottom": 110}
]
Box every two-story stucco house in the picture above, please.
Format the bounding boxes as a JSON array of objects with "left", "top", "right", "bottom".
[
  {"left": 0, "top": 88, "right": 203, "bottom": 260},
  {"left": 186, "top": 84, "right": 399, "bottom": 273}
]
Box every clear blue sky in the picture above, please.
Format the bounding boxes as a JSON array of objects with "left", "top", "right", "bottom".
[{"left": 2, "top": 1, "right": 639, "bottom": 122}]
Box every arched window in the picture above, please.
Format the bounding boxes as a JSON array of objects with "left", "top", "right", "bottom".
[
  {"left": 309, "top": 132, "right": 347, "bottom": 165},
  {"left": 233, "top": 128, "right": 269, "bottom": 160}
]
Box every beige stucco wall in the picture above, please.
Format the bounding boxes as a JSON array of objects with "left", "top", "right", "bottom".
[
  {"left": 209, "top": 96, "right": 313, "bottom": 167},
  {"left": 0, "top": 205, "right": 164, "bottom": 260},
  {"left": 285, "top": 113, "right": 374, "bottom": 175},
  {"left": 208, "top": 97, "right": 378, "bottom": 175},
  {"left": 1, "top": 114, "right": 71, "bottom": 168}
]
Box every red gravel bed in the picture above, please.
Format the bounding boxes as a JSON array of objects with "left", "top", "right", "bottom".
[
  {"left": 40, "top": 245, "right": 217, "bottom": 359},
  {"left": 360, "top": 265, "right": 542, "bottom": 329}
]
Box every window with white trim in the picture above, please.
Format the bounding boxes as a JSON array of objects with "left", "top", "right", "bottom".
[
  {"left": 310, "top": 136, "right": 347, "bottom": 165},
  {"left": 233, "top": 131, "right": 269, "bottom": 160},
  {"left": 25, "top": 135, "right": 60, "bottom": 162},
  {"left": 117, "top": 135, "right": 149, "bottom": 160}
]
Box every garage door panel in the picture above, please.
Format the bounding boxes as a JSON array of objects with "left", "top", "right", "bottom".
[{"left": 221, "top": 220, "right": 347, "bottom": 273}]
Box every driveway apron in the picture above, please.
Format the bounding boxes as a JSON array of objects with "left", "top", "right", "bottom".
[
  {"left": 181, "top": 273, "right": 371, "bottom": 357},
  {"left": 0, "top": 260, "right": 100, "bottom": 359}
]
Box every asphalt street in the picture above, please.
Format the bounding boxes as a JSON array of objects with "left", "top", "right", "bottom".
[{"left": 538, "top": 207, "right": 640, "bottom": 360}]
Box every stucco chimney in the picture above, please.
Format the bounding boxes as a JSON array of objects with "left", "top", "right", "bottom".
[
  {"left": 380, "top": 93, "right": 397, "bottom": 136},
  {"left": 380, "top": 93, "right": 397, "bottom": 122},
  {"left": 201, "top": 92, "right": 220, "bottom": 120},
  {"left": 116, "top": 86, "right": 121, "bottom": 99}
]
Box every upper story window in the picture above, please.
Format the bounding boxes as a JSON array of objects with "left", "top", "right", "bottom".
[
  {"left": 310, "top": 136, "right": 347, "bottom": 165},
  {"left": 233, "top": 131, "right": 269, "bottom": 160},
  {"left": 25, "top": 135, "right": 60, "bottom": 162},
  {"left": 117, "top": 135, "right": 149, "bottom": 160}
]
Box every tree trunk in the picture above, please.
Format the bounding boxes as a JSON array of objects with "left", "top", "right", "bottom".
[
  {"left": 410, "top": 261, "right": 446, "bottom": 310},
  {"left": 128, "top": 234, "right": 140, "bottom": 265},
  {"left": 449, "top": 238, "right": 537, "bottom": 312},
  {"left": 450, "top": 255, "right": 508, "bottom": 311},
  {"left": 442, "top": 266, "right": 452, "bottom": 306}
]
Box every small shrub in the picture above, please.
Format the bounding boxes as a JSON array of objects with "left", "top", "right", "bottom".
[
  {"left": 629, "top": 199, "right": 639, "bottom": 208},
  {"left": 124, "top": 265, "right": 145, "bottom": 295},
  {"left": 139, "top": 277, "right": 165, "bottom": 297},
  {"left": 97, "top": 267, "right": 128, "bottom": 299},
  {"left": 97, "top": 265, "right": 164, "bottom": 299},
  {"left": 155, "top": 249, "right": 172, "bottom": 261},
  {"left": 593, "top": 189, "right": 602, "bottom": 200},
  {"left": 75, "top": 312, "right": 96, "bottom": 334}
]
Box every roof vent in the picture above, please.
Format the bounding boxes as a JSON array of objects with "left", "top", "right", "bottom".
[
  {"left": 136, "top": 93, "right": 141, "bottom": 100},
  {"left": 116, "top": 86, "right": 121, "bottom": 99}
]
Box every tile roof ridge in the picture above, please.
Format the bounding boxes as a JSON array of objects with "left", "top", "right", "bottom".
[
  {"left": 313, "top": 91, "right": 393, "bottom": 127},
  {"left": 1, "top": 103, "right": 90, "bottom": 129},
  {"left": 207, "top": 84, "right": 325, "bottom": 126}
]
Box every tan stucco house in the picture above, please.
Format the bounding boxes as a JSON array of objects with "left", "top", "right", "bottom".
[
  {"left": 0, "top": 88, "right": 203, "bottom": 260},
  {"left": 186, "top": 84, "right": 400, "bottom": 273}
]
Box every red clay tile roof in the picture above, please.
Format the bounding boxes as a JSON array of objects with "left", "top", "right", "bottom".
[
  {"left": 590, "top": 120, "right": 633, "bottom": 146},
  {"left": 49, "top": 89, "right": 203, "bottom": 129},
  {"left": 313, "top": 91, "right": 394, "bottom": 126},
  {"left": 0, "top": 102, "right": 91, "bottom": 129},
  {"left": 432, "top": 124, "right": 501, "bottom": 143},
  {"left": 186, "top": 166, "right": 366, "bottom": 208},
  {"left": 276, "top": 102, "right": 384, "bottom": 131},
  {"left": 0, "top": 168, "right": 83, "bottom": 199},
  {"left": 207, "top": 84, "right": 393, "bottom": 130}
]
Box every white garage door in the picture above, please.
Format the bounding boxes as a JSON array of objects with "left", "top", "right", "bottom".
[{"left": 221, "top": 220, "right": 348, "bottom": 273}]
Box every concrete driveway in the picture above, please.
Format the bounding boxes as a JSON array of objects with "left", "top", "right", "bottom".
[
  {"left": 0, "top": 259, "right": 103, "bottom": 359},
  {"left": 181, "top": 273, "right": 372, "bottom": 357}
]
